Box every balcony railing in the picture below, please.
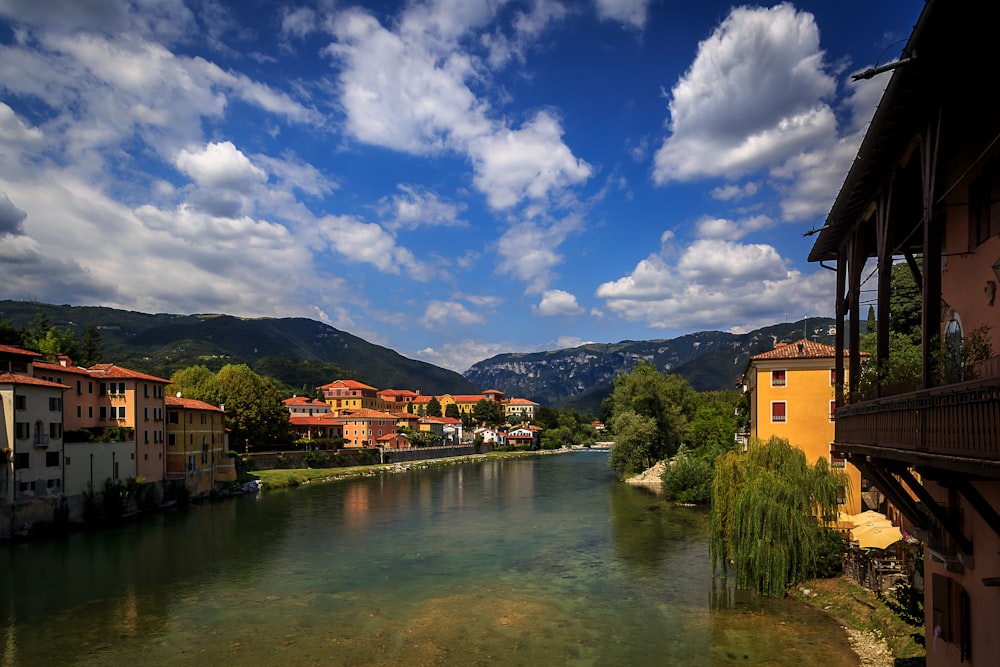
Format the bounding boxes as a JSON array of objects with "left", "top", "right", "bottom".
[{"left": 834, "top": 376, "right": 1000, "bottom": 462}]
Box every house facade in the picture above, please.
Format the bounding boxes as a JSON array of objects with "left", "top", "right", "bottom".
[
  {"left": 808, "top": 2, "right": 1000, "bottom": 662},
  {"left": 742, "top": 340, "right": 861, "bottom": 514},
  {"left": 319, "top": 379, "right": 384, "bottom": 413},
  {"left": 334, "top": 409, "right": 398, "bottom": 448},
  {"left": 505, "top": 398, "right": 538, "bottom": 422},
  {"left": 165, "top": 396, "right": 234, "bottom": 496}
]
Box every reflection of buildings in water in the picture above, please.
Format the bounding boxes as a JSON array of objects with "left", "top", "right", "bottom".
[
  {"left": 343, "top": 483, "right": 372, "bottom": 530},
  {"left": 118, "top": 585, "right": 139, "bottom": 637}
]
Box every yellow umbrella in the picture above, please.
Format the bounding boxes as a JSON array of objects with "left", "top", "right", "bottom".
[
  {"left": 847, "top": 510, "right": 888, "bottom": 526},
  {"left": 851, "top": 523, "right": 902, "bottom": 550}
]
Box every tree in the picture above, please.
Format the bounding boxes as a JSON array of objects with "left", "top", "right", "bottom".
[
  {"left": 473, "top": 398, "right": 503, "bottom": 426},
  {"left": 711, "top": 436, "right": 847, "bottom": 597},
  {"left": 168, "top": 365, "right": 221, "bottom": 404},
  {"left": 0, "top": 317, "right": 24, "bottom": 346},
  {"left": 80, "top": 324, "right": 103, "bottom": 366},
  {"left": 445, "top": 403, "right": 460, "bottom": 420},
  {"left": 608, "top": 410, "right": 658, "bottom": 474},
  {"left": 215, "top": 364, "right": 292, "bottom": 446},
  {"left": 34, "top": 327, "right": 81, "bottom": 361},
  {"left": 607, "top": 361, "right": 694, "bottom": 469},
  {"left": 426, "top": 396, "right": 442, "bottom": 417},
  {"left": 660, "top": 446, "right": 713, "bottom": 504}
]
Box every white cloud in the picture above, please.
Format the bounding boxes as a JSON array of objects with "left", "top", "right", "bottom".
[
  {"left": 694, "top": 214, "right": 774, "bottom": 240},
  {"left": 594, "top": 0, "right": 650, "bottom": 29},
  {"left": 316, "top": 214, "right": 430, "bottom": 278},
  {"left": 535, "top": 289, "right": 584, "bottom": 316},
  {"left": 415, "top": 339, "right": 511, "bottom": 373},
  {"left": 496, "top": 216, "right": 581, "bottom": 293},
  {"left": 422, "top": 299, "right": 486, "bottom": 329},
  {"left": 710, "top": 181, "right": 760, "bottom": 201},
  {"left": 595, "top": 238, "right": 835, "bottom": 331},
  {"left": 379, "top": 184, "right": 466, "bottom": 231},
  {"left": 281, "top": 7, "right": 317, "bottom": 40},
  {"left": 175, "top": 141, "right": 267, "bottom": 192},
  {"left": 0, "top": 102, "right": 44, "bottom": 145},
  {"left": 653, "top": 4, "right": 836, "bottom": 184},
  {"left": 325, "top": 2, "right": 590, "bottom": 211}
]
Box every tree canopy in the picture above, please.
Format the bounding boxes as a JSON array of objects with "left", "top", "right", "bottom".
[
  {"left": 711, "top": 436, "right": 847, "bottom": 597},
  {"left": 606, "top": 361, "right": 695, "bottom": 474},
  {"left": 426, "top": 396, "right": 442, "bottom": 417},
  {"left": 473, "top": 398, "right": 503, "bottom": 426},
  {"left": 168, "top": 363, "right": 291, "bottom": 447}
]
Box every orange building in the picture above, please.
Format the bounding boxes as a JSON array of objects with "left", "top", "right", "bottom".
[
  {"left": 333, "top": 408, "right": 398, "bottom": 448},
  {"left": 319, "top": 379, "right": 385, "bottom": 413},
  {"left": 165, "top": 396, "right": 233, "bottom": 496},
  {"left": 742, "top": 340, "right": 861, "bottom": 514}
]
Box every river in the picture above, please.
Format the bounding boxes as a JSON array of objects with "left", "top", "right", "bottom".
[{"left": 0, "top": 451, "right": 859, "bottom": 666}]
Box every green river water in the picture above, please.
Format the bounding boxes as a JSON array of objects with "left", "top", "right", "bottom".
[{"left": 0, "top": 451, "right": 859, "bottom": 666}]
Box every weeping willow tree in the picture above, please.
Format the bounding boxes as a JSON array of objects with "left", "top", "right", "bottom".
[{"left": 710, "top": 436, "right": 847, "bottom": 597}]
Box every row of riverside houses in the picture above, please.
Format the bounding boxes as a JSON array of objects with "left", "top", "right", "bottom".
[
  {"left": 1, "top": 344, "right": 235, "bottom": 539},
  {"left": 284, "top": 379, "right": 541, "bottom": 450}
]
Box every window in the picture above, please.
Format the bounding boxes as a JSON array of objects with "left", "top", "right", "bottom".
[
  {"left": 168, "top": 411, "right": 179, "bottom": 424},
  {"left": 144, "top": 407, "right": 149, "bottom": 421},
  {"left": 47, "top": 478, "right": 61, "bottom": 489},
  {"left": 46, "top": 451, "right": 60, "bottom": 467},
  {"left": 970, "top": 162, "right": 1000, "bottom": 248},
  {"left": 14, "top": 452, "right": 29, "bottom": 469},
  {"left": 830, "top": 444, "right": 845, "bottom": 469},
  {"left": 14, "top": 395, "right": 26, "bottom": 410},
  {"left": 168, "top": 434, "right": 176, "bottom": 447},
  {"left": 771, "top": 401, "right": 787, "bottom": 423},
  {"left": 144, "top": 383, "right": 149, "bottom": 398},
  {"left": 49, "top": 422, "right": 63, "bottom": 439},
  {"left": 200, "top": 412, "right": 206, "bottom": 425},
  {"left": 88, "top": 381, "right": 93, "bottom": 394},
  {"left": 49, "top": 397, "right": 62, "bottom": 411},
  {"left": 88, "top": 406, "right": 93, "bottom": 418},
  {"left": 34, "top": 421, "right": 48, "bottom": 445},
  {"left": 19, "top": 481, "right": 35, "bottom": 493},
  {"left": 99, "top": 382, "right": 107, "bottom": 396},
  {"left": 932, "top": 573, "right": 971, "bottom": 658},
  {"left": 771, "top": 369, "right": 786, "bottom": 387},
  {"left": 77, "top": 405, "right": 82, "bottom": 418},
  {"left": 76, "top": 380, "right": 82, "bottom": 394},
  {"left": 15, "top": 422, "right": 30, "bottom": 440},
  {"left": 830, "top": 369, "right": 837, "bottom": 386},
  {"left": 830, "top": 401, "right": 837, "bottom": 422},
  {"left": 144, "top": 430, "right": 149, "bottom": 444}
]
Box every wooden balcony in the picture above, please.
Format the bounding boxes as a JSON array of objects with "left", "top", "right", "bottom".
[{"left": 834, "top": 375, "right": 1000, "bottom": 478}]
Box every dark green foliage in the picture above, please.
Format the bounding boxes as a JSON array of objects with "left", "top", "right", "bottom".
[
  {"left": 473, "top": 398, "right": 503, "bottom": 426},
  {"left": 426, "top": 396, "right": 442, "bottom": 417},
  {"left": 711, "top": 437, "right": 848, "bottom": 597},
  {"left": 660, "top": 446, "right": 713, "bottom": 504},
  {"left": 81, "top": 323, "right": 103, "bottom": 366},
  {"left": 444, "top": 403, "right": 460, "bottom": 419},
  {"left": 536, "top": 407, "right": 598, "bottom": 449},
  {"left": 809, "top": 527, "right": 846, "bottom": 578},
  {"left": 607, "top": 361, "right": 695, "bottom": 473},
  {"left": 0, "top": 301, "right": 478, "bottom": 395},
  {"left": 304, "top": 450, "right": 332, "bottom": 468}
]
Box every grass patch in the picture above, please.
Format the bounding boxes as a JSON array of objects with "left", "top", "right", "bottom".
[{"left": 792, "top": 576, "right": 925, "bottom": 660}]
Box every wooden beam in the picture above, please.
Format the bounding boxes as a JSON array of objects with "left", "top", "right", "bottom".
[
  {"left": 893, "top": 465, "right": 973, "bottom": 556},
  {"left": 836, "top": 251, "right": 846, "bottom": 406},
  {"left": 856, "top": 458, "right": 927, "bottom": 532},
  {"left": 952, "top": 477, "right": 1000, "bottom": 544},
  {"left": 876, "top": 188, "right": 892, "bottom": 398}
]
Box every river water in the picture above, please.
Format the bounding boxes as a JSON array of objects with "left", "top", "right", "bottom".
[{"left": 0, "top": 451, "right": 858, "bottom": 666}]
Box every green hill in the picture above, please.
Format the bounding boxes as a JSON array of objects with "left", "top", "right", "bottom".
[{"left": 0, "top": 301, "right": 478, "bottom": 395}]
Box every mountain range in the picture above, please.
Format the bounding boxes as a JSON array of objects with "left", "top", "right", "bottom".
[{"left": 1, "top": 300, "right": 834, "bottom": 412}]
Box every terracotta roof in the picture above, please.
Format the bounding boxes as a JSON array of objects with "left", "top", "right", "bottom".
[
  {"left": 333, "top": 408, "right": 397, "bottom": 420},
  {"left": 376, "top": 433, "right": 408, "bottom": 442},
  {"left": 0, "top": 372, "right": 70, "bottom": 389},
  {"left": 750, "top": 340, "right": 845, "bottom": 361},
  {"left": 378, "top": 389, "right": 418, "bottom": 398},
  {"left": 32, "top": 360, "right": 92, "bottom": 376},
  {"left": 290, "top": 414, "right": 343, "bottom": 426},
  {"left": 0, "top": 344, "right": 39, "bottom": 357},
  {"left": 165, "top": 396, "right": 224, "bottom": 412},
  {"left": 421, "top": 416, "right": 461, "bottom": 425},
  {"left": 88, "top": 363, "right": 169, "bottom": 383},
  {"left": 318, "top": 379, "right": 377, "bottom": 390},
  {"left": 507, "top": 398, "right": 538, "bottom": 406},
  {"left": 284, "top": 396, "right": 327, "bottom": 406}
]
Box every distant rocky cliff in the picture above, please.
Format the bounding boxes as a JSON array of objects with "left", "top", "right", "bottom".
[{"left": 464, "top": 318, "right": 836, "bottom": 407}]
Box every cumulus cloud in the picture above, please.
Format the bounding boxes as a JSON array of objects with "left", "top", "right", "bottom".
[
  {"left": 422, "top": 299, "right": 486, "bottom": 329},
  {"left": 281, "top": 7, "right": 317, "bottom": 40},
  {"left": 379, "top": 184, "right": 466, "bottom": 231},
  {"left": 594, "top": 0, "right": 650, "bottom": 29},
  {"left": 0, "top": 102, "right": 45, "bottom": 145},
  {"left": 415, "top": 339, "right": 512, "bottom": 372},
  {"left": 325, "top": 2, "right": 590, "bottom": 211},
  {"left": 694, "top": 214, "right": 774, "bottom": 240},
  {"left": 496, "top": 217, "right": 581, "bottom": 294},
  {"left": 595, "top": 238, "right": 835, "bottom": 331},
  {"left": 710, "top": 182, "right": 760, "bottom": 201},
  {"left": 653, "top": 4, "right": 836, "bottom": 184},
  {"left": 316, "top": 214, "right": 430, "bottom": 278},
  {"left": 535, "top": 289, "right": 584, "bottom": 316},
  {"left": 175, "top": 141, "right": 267, "bottom": 192}
]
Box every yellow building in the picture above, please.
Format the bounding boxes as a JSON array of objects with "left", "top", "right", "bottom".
[
  {"left": 165, "top": 395, "right": 233, "bottom": 496},
  {"left": 742, "top": 339, "right": 861, "bottom": 514}
]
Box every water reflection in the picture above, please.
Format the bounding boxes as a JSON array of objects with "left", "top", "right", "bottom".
[{"left": 0, "top": 453, "right": 861, "bottom": 666}]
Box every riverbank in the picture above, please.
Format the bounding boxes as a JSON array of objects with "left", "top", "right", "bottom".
[
  {"left": 793, "top": 576, "right": 925, "bottom": 666},
  {"left": 253, "top": 447, "right": 575, "bottom": 490}
]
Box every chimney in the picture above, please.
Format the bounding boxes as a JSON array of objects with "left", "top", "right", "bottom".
[{"left": 797, "top": 342, "right": 805, "bottom": 355}]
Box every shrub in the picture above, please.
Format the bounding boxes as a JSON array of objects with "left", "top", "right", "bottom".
[
  {"left": 660, "top": 446, "right": 713, "bottom": 504},
  {"left": 809, "top": 526, "right": 845, "bottom": 578},
  {"left": 304, "top": 450, "right": 331, "bottom": 468}
]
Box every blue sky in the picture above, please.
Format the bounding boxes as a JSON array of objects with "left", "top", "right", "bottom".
[{"left": 0, "top": 0, "right": 920, "bottom": 372}]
